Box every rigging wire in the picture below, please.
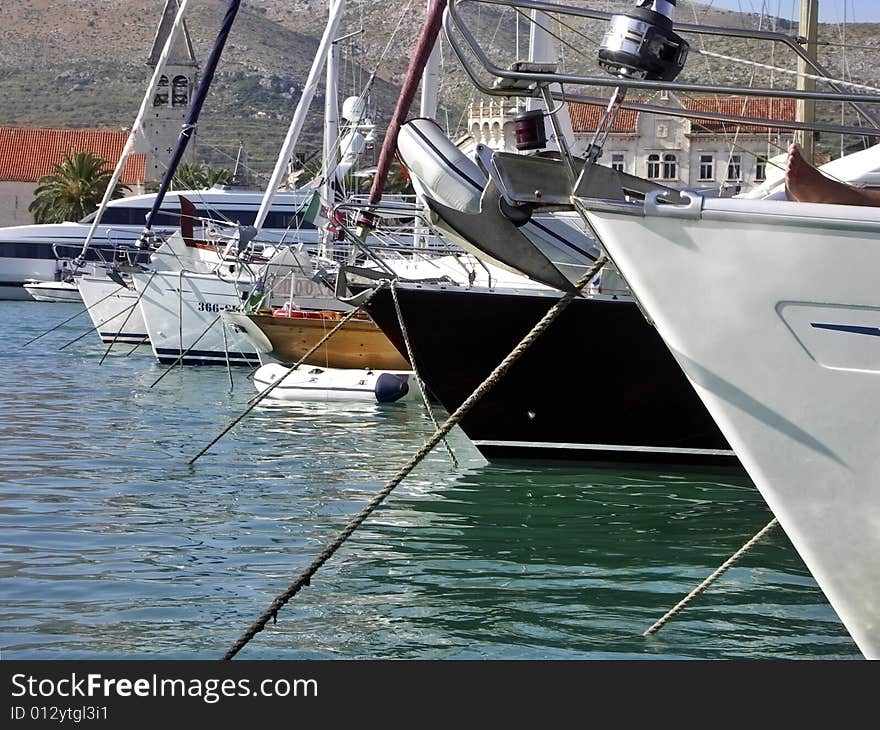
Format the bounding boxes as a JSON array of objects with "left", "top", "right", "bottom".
[
  {"left": 454, "top": 5, "right": 511, "bottom": 139},
  {"left": 694, "top": 48, "right": 880, "bottom": 94}
]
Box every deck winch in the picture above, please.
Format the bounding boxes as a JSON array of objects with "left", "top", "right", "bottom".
[{"left": 597, "top": 0, "right": 688, "bottom": 81}]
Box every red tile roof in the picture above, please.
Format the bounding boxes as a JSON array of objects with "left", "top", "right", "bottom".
[
  {"left": 682, "top": 97, "right": 798, "bottom": 133},
  {"left": 0, "top": 127, "right": 146, "bottom": 184},
  {"left": 569, "top": 101, "right": 641, "bottom": 133},
  {"left": 569, "top": 97, "right": 798, "bottom": 134}
]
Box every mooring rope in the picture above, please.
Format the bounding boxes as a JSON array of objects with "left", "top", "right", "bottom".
[
  {"left": 642, "top": 517, "right": 780, "bottom": 636},
  {"left": 98, "top": 269, "right": 157, "bottom": 366},
  {"left": 221, "top": 256, "right": 606, "bottom": 660},
  {"left": 21, "top": 283, "right": 126, "bottom": 349},
  {"left": 125, "top": 335, "right": 150, "bottom": 356},
  {"left": 390, "top": 279, "right": 457, "bottom": 468},
  {"left": 221, "top": 318, "right": 234, "bottom": 392},
  {"left": 58, "top": 302, "right": 139, "bottom": 351},
  {"left": 150, "top": 314, "right": 222, "bottom": 388},
  {"left": 190, "top": 284, "right": 386, "bottom": 465}
]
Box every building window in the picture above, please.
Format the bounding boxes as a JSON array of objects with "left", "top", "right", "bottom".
[
  {"left": 610, "top": 153, "right": 625, "bottom": 172},
  {"left": 698, "top": 154, "right": 714, "bottom": 181},
  {"left": 647, "top": 153, "right": 661, "bottom": 179},
  {"left": 755, "top": 156, "right": 767, "bottom": 182},
  {"left": 172, "top": 76, "right": 189, "bottom": 107},
  {"left": 727, "top": 155, "right": 742, "bottom": 181},
  {"left": 153, "top": 75, "right": 169, "bottom": 106},
  {"left": 663, "top": 153, "right": 677, "bottom": 180},
  {"left": 491, "top": 121, "right": 501, "bottom": 145}
]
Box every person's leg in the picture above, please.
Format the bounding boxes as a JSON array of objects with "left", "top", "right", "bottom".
[{"left": 785, "top": 142, "right": 880, "bottom": 205}]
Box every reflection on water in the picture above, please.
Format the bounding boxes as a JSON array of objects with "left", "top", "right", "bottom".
[{"left": 0, "top": 303, "right": 860, "bottom": 659}]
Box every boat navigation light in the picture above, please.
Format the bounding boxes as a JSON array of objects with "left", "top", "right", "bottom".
[
  {"left": 597, "top": 0, "right": 689, "bottom": 82},
  {"left": 513, "top": 109, "right": 547, "bottom": 151}
]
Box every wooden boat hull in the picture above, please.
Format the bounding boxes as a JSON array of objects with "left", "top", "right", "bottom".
[{"left": 240, "top": 311, "right": 410, "bottom": 370}]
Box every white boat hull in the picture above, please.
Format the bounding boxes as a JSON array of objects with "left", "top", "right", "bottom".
[
  {"left": 581, "top": 193, "right": 880, "bottom": 659},
  {"left": 253, "top": 362, "right": 415, "bottom": 403},
  {"left": 0, "top": 188, "right": 322, "bottom": 299},
  {"left": 23, "top": 280, "right": 82, "bottom": 303},
  {"left": 77, "top": 274, "right": 149, "bottom": 344},
  {"left": 133, "top": 269, "right": 260, "bottom": 366}
]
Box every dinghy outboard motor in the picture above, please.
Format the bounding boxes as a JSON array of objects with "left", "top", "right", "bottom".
[{"left": 597, "top": 0, "right": 688, "bottom": 81}]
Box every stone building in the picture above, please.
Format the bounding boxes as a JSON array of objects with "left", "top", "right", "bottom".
[
  {"left": 141, "top": 0, "right": 199, "bottom": 182},
  {"left": 467, "top": 94, "right": 800, "bottom": 195}
]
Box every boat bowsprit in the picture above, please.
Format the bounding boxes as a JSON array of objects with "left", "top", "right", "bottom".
[{"left": 253, "top": 362, "right": 416, "bottom": 403}]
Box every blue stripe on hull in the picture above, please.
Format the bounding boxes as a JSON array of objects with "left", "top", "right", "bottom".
[
  {"left": 811, "top": 322, "right": 880, "bottom": 337},
  {"left": 154, "top": 347, "right": 258, "bottom": 366}
]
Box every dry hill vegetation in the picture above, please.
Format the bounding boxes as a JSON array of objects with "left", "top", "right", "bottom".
[{"left": 1, "top": 0, "right": 878, "bottom": 183}]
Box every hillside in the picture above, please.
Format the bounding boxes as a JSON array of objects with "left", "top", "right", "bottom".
[{"left": 1, "top": 0, "right": 878, "bottom": 183}]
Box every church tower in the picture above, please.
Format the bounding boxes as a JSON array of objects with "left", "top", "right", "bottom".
[{"left": 141, "top": 0, "right": 199, "bottom": 183}]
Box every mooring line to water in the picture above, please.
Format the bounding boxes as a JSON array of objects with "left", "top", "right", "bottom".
[
  {"left": 642, "top": 517, "right": 780, "bottom": 636},
  {"left": 20, "top": 283, "right": 125, "bottom": 349},
  {"left": 190, "top": 284, "right": 386, "bottom": 465},
  {"left": 58, "top": 302, "right": 139, "bottom": 351},
  {"left": 243, "top": 297, "right": 381, "bottom": 407},
  {"left": 125, "top": 335, "right": 150, "bottom": 356},
  {"left": 221, "top": 318, "right": 234, "bottom": 392},
  {"left": 149, "top": 314, "right": 222, "bottom": 388},
  {"left": 98, "top": 270, "right": 157, "bottom": 365},
  {"left": 221, "top": 256, "right": 606, "bottom": 660},
  {"left": 390, "top": 279, "right": 457, "bottom": 468}
]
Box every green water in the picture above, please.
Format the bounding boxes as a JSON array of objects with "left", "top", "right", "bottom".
[{"left": 0, "top": 302, "right": 861, "bottom": 659}]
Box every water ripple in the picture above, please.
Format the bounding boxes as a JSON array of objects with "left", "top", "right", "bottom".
[{"left": 0, "top": 302, "right": 860, "bottom": 659}]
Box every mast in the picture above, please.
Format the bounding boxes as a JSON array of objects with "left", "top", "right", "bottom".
[
  {"left": 74, "top": 0, "right": 191, "bottom": 266},
  {"left": 252, "top": 0, "right": 346, "bottom": 233},
  {"left": 141, "top": 0, "right": 243, "bottom": 240},
  {"left": 796, "top": 0, "right": 819, "bottom": 163},
  {"left": 319, "top": 35, "right": 341, "bottom": 259},
  {"left": 419, "top": 0, "right": 441, "bottom": 120},
  {"left": 324, "top": 40, "right": 341, "bottom": 196},
  {"left": 364, "top": 0, "right": 447, "bottom": 214},
  {"left": 526, "top": 9, "right": 575, "bottom": 151}
]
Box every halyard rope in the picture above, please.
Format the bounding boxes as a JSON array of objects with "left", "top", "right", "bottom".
[
  {"left": 642, "top": 517, "right": 779, "bottom": 636},
  {"left": 221, "top": 255, "right": 606, "bottom": 660}
]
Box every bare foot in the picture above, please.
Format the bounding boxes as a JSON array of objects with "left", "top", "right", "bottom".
[
  {"left": 785, "top": 142, "right": 880, "bottom": 206},
  {"left": 785, "top": 143, "right": 828, "bottom": 202}
]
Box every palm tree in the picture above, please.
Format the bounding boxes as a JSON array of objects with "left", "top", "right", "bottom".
[
  {"left": 29, "top": 149, "right": 129, "bottom": 224},
  {"left": 171, "top": 162, "right": 232, "bottom": 190}
]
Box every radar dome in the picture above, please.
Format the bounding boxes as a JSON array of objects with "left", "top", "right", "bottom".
[{"left": 341, "top": 96, "right": 367, "bottom": 123}]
